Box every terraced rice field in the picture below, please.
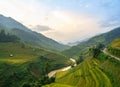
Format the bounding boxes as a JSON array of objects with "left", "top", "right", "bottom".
[
  {"left": 51, "top": 58, "right": 112, "bottom": 87},
  {"left": 43, "top": 83, "right": 75, "bottom": 87}
]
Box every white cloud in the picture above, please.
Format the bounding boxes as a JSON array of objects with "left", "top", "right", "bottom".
[
  {"left": 32, "top": 25, "right": 52, "bottom": 32},
  {"left": 39, "top": 11, "right": 104, "bottom": 43},
  {"left": 0, "top": 0, "right": 107, "bottom": 43}
]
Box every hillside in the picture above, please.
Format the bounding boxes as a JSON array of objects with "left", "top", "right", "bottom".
[
  {"left": 44, "top": 53, "right": 120, "bottom": 87},
  {"left": 43, "top": 38, "right": 120, "bottom": 87},
  {"left": 107, "top": 38, "right": 120, "bottom": 58},
  {"left": 109, "top": 38, "right": 120, "bottom": 48},
  {"left": 0, "top": 14, "right": 69, "bottom": 51},
  {"left": 0, "top": 42, "right": 71, "bottom": 87},
  {"left": 63, "top": 27, "right": 120, "bottom": 57}
]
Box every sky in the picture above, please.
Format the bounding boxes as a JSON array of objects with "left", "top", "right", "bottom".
[{"left": 0, "top": 0, "right": 120, "bottom": 44}]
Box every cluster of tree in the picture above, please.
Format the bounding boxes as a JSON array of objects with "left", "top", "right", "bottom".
[
  {"left": 89, "top": 43, "right": 105, "bottom": 58},
  {"left": 0, "top": 56, "right": 55, "bottom": 87},
  {"left": 108, "top": 47, "right": 120, "bottom": 57},
  {"left": 22, "top": 56, "right": 55, "bottom": 87},
  {"left": 76, "top": 55, "right": 84, "bottom": 64},
  {"left": 22, "top": 76, "right": 55, "bottom": 87},
  {"left": 0, "top": 30, "right": 19, "bottom": 42}
]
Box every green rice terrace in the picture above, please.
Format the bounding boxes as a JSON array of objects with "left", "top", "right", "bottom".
[
  {"left": 108, "top": 38, "right": 120, "bottom": 58},
  {"left": 43, "top": 53, "right": 120, "bottom": 87},
  {"left": 0, "top": 14, "right": 120, "bottom": 87},
  {"left": 0, "top": 42, "right": 70, "bottom": 65}
]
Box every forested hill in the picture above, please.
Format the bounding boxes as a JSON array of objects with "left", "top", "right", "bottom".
[
  {"left": 0, "top": 14, "right": 69, "bottom": 51},
  {"left": 0, "top": 30, "right": 19, "bottom": 42},
  {"left": 63, "top": 27, "right": 120, "bottom": 56}
]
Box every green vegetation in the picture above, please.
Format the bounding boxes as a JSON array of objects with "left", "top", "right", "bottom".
[
  {"left": 0, "top": 42, "right": 71, "bottom": 87},
  {"left": 45, "top": 53, "right": 120, "bottom": 87},
  {"left": 89, "top": 43, "right": 104, "bottom": 58},
  {"left": 76, "top": 55, "right": 84, "bottom": 64},
  {"left": 0, "top": 30, "right": 19, "bottom": 42},
  {"left": 0, "top": 15, "right": 120, "bottom": 87},
  {"left": 63, "top": 27, "right": 120, "bottom": 57},
  {"left": 45, "top": 57, "right": 113, "bottom": 87},
  {"left": 43, "top": 83, "right": 75, "bottom": 87},
  {"left": 110, "top": 38, "right": 120, "bottom": 48},
  {"left": 45, "top": 40, "right": 120, "bottom": 87},
  {"left": 0, "top": 15, "right": 70, "bottom": 51},
  {"left": 108, "top": 38, "right": 120, "bottom": 57},
  {"left": 97, "top": 53, "right": 120, "bottom": 87}
]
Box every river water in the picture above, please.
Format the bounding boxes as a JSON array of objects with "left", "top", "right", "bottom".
[{"left": 48, "top": 58, "right": 76, "bottom": 78}]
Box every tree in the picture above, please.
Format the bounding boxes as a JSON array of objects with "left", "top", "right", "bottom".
[
  {"left": 76, "top": 55, "right": 84, "bottom": 64},
  {"left": 97, "top": 43, "right": 105, "bottom": 50},
  {"left": 22, "top": 83, "right": 31, "bottom": 87},
  {"left": 45, "top": 62, "right": 50, "bottom": 75},
  {"left": 0, "top": 30, "right": 6, "bottom": 42},
  {"left": 92, "top": 47, "right": 101, "bottom": 58},
  {"left": 90, "top": 43, "right": 104, "bottom": 58},
  {"left": 0, "top": 30, "right": 20, "bottom": 42}
]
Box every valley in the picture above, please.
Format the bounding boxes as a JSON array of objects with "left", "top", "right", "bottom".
[
  {"left": 48, "top": 58, "right": 76, "bottom": 78},
  {"left": 0, "top": 14, "right": 120, "bottom": 87},
  {"left": 44, "top": 53, "right": 120, "bottom": 87}
]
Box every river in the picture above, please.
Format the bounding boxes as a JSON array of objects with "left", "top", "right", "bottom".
[{"left": 48, "top": 58, "right": 76, "bottom": 78}]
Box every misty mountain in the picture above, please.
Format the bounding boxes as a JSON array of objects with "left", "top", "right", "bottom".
[
  {"left": 0, "top": 14, "right": 69, "bottom": 51},
  {"left": 63, "top": 27, "right": 120, "bottom": 56},
  {"left": 67, "top": 41, "right": 81, "bottom": 46}
]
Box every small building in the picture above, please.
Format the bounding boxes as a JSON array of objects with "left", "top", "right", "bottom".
[{"left": 9, "top": 54, "right": 13, "bottom": 57}]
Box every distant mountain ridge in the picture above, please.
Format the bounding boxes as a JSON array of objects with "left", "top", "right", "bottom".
[
  {"left": 0, "top": 14, "right": 30, "bottom": 32},
  {"left": 63, "top": 27, "right": 120, "bottom": 56},
  {"left": 0, "top": 14, "right": 69, "bottom": 51}
]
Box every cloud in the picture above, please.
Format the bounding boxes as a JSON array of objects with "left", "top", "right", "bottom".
[
  {"left": 99, "top": 15, "right": 120, "bottom": 28},
  {"left": 40, "top": 11, "right": 105, "bottom": 43},
  {"left": 0, "top": 0, "right": 119, "bottom": 43},
  {"left": 100, "top": 21, "right": 119, "bottom": 28},
  {"left": 32, "top": 25, "right": 52, "bottom": 32}
]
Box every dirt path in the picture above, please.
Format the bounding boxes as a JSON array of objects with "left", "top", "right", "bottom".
[{"left": 103, "top": 48, "right": 120, "bottom": 61}]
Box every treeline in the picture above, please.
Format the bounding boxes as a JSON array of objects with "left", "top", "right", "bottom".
[
  {"left": 0, "top": 56, "right": 55, "bottom": 87},
  {"left": 21, "top": 56, "right": 55, "bottom": 87},
  {"left": 0, "top": 30, "right": 19, "bottom": 42}
]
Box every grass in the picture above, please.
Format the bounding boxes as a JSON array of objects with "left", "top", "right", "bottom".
[
  {"left": 97, "top": 53, "right": 120, "bottom": 87},
  {"left": 45, "top": 57, "right": 113, "bottom": 87},
  {"left": 0, "top": 42, "right": 70, "bottom": 65},
  {"left": 42, "top": 83, "right": 75, "bottom": 87},
  {"left": 110, "top": 38, "right": 120, "bottom": 48},
  {"left": 43, "top": 38, "right": 120, "bottom": 87},
  {"left": 0, "top": 42, "right": 71, "bottom": 87},
  {"left": 0, "top": 42, "right": 36, "bottom": 64},
  {"left": 0, "top": 58, "right": 32, "bottom": 64},
  {"left": 107, "top": 38, "right": 120, "bottom": 58}
]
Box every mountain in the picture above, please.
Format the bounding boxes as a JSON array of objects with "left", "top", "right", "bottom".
[
  {"left": 63, "top": 27, "right": 120, "bottom": 57},
  {"left": 107, "top": 38, "right": 120, "bottom": 58},
  {"left": 45, "top": 52, "right": 120, "bottom": 87},
  {"left": 0, "top": 26, "right": 71, "bottom": 87},
  {"left": 67, "top": 41, "right": 81, "bottom": 46},
  {"left": 109, "top": 38, "right": 120, "bottom": 48},
  {"left": 0, "top": 14, "right": 69, "bottom": 51},
  {"left": 44, "top": 38, "right": 120, "bottom": 87},
  {"left": 0, "top": 41, "right": 71, "bottom": 87},
  {"left": 0, "top": 14, "right": 30, "bottom": 32}
]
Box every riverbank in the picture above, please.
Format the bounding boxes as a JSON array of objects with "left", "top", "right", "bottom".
[{"left": 48, "top": 58, "right": 77, "bottom": 78}]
